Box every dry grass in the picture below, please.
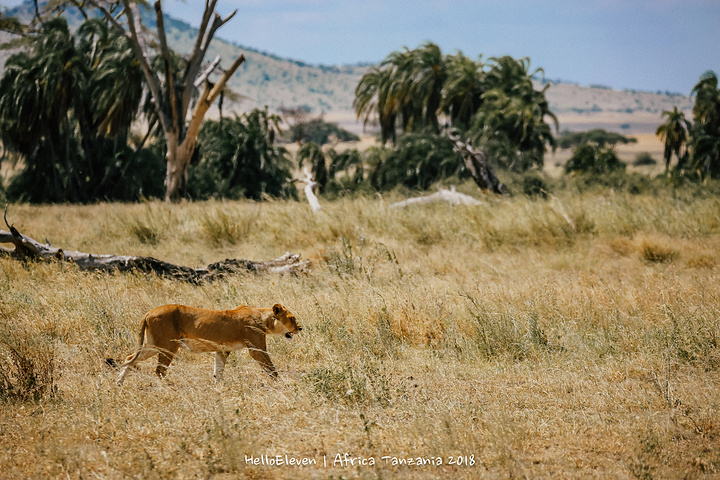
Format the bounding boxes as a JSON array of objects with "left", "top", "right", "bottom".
[{"left": 0, "top": 189, "right": 719, "bottom": 478}]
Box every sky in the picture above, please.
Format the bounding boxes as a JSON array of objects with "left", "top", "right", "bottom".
[{"left": 3, "top": 0, "right": 720, "bottom": 94}]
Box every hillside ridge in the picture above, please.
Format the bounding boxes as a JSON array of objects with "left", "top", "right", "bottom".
[{"left": 0, "top": 2, "right": 695, "bottom": 134}]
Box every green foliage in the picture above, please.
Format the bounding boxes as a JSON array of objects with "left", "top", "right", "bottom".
[
  {"left": 565, "top": 143, "right": 626, "bottom": 175},
  {"left": 633, "top": 152, "right": 657, "bottom": 166},
  {"left": 688, "top": 71, "right": 720, "bottom": 179},
  {"left": 296, "top": 142, "right": 328, "bottom": 192},
  {"left": 328, "top": 148, "right": 364, "bottom": 186},
  {"left": 355, "top": 45, "right": 556, "bottom": 172},
  {"left": 656, "top": 107, "right": 691, "bottom": 172},
  {"left": 189, "top": 108, "right": 294, "bottom": 201},
  {"left": 468, "top": 56, "right": 557, "bottom": 171},
  {"left": 558, "top": 129, "right": 638, "bottom": 149},
  {"left": 289, "top": 118, "right": 359, "bottom": 145},
  {"left": 0, "top": 17, "right": 154, "bottom": 202},
  {"left": 520, "top": 172, "right": 550, "bottom": 198},
  {"left": 369, "top": 131, "right": 462, "bottom": 191}
]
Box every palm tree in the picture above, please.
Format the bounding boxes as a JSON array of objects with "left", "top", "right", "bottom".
[
  {"left": 354, "top": 67, "right": 398, "bottom": 144},
  {"left": 442, "top": 53, "right": 485, "bottom": 130},
  {"left": 354, "top": 43, "right": 446, "bottom": 143},
  {"left": 78, "top": 19, "right": 144, "bottom": 146},
  {"left": 689, "top": 71, "right": 720, "bottom": 178},
  {"left": 469, "top": 56, "right": 557, "bottom": 170},
  {"left": 0, "top": 17, "right": 87, "bottom": 201},
  {"left": 656, "top": 106, "right": 691, "bottom": 172},
  {"left": 411, "top": 42, "right": 446, "bottom": 133}
]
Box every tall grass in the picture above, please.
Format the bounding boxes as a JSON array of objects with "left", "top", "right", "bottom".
[{"left": 0, "top": 188, "right": 719, "bottom": 477}]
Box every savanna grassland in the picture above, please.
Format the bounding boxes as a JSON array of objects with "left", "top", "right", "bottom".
[{"left": 1, "top": 188, "right": 719, "bottom": 479}]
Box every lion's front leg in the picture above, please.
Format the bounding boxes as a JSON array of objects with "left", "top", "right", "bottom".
[{"left": 248, "top": 347, "right": 278, "bottom": 378}]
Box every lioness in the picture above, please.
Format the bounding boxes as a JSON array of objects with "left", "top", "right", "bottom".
[{"left": 111, "top": 303, "right": 302, "bottom": 385}]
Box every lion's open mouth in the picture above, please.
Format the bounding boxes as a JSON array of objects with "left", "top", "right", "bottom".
[{"left": 285, "top": 332, "right": 293, "bottom": 339}]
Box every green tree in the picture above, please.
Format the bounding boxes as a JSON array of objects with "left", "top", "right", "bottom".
[
  {"left": 354, "top": 47, "right": 557, "bottom": 173},
  {"left": 327, "top": 148, "right": 364, "bottom": 187},
  {"left": 189, "top": 108, "right": 292, "bottom": 200},
  {"left": 0, "top": 17, "right": 87, "bottom": 202},
  {"left": 370, "top": 131, "right": 461, "bottom": 191},
  {"left": 689, "top": 71, "right": 720, "bottom": 178},
  {"left": 354, "top": 65, "right": 400, "bottom": 144},
  {"left": 0, "top": 15, "right": 161, "bottom": 202},
  {"left": 469, "top": 56, "right": 558, "bottom": 171},
  {"left": 297, "top": 142, "right": 328, "bottom": 192},
  {"left": 410, "top": 42, "right": 446, "bottom": 133},
  {"left": 557, "top": 129, "right": 637, "bottom": 149},
  {"left": 354, "top": 43, "right": 447, "bottom": 143},
  {"left": 656, "top": 106, "right": 691, "bottom": 172},
  {"left": 89, "top": 0, "right": 245, "bottom": 202},
  {"left": 441, "top": 52, "right": 486, "bottom": 130},
  {"left": 564, "top": 143, "right": 626, "bottom": 175}
]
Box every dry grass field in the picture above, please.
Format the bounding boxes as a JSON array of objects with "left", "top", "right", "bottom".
[{"left": 1, "top": 190, "right": 719, "bottom": 479}]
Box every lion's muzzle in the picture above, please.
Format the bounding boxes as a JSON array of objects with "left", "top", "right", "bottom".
[{"left": 285, "top": 326, "right": 302, "bottom": 339}]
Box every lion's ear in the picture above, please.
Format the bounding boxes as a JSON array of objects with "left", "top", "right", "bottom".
[{"left": 272, "top": 304, "right": 284, "bottom": 315}]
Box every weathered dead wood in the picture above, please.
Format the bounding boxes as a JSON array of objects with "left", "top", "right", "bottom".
[
  {"left": 449, "top": 134, "right": 505, "bottom": 195},
  {"left": 0, "top": 213, "right": 308, "bottom": 282},
  {"left": 390, "top": 185, "right": 482, "bottom": 208},
  {"left": 292, "top": 167, "right": 322, "bottom": 212}
]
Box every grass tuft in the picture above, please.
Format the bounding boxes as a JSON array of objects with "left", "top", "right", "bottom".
[{"left": 0, "top": 327, "right": 56, "bottom": 403}]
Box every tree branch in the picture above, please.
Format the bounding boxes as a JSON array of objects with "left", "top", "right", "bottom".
[
  {"left": 182, "top": 0, "right": 218, "bottom": 114},
  {"left": 206, "top": 54, "right": 245, "bottom": 105},
  {"left": 193, "top": 56, "right": 222, "bottom": 89},
  {"left": 154, "top": 1, "right": 179, "bottom": 138}
]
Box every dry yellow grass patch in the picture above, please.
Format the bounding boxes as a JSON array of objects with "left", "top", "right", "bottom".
[{"left": 0, "top": 191, "right": 719, "bottom": 478}]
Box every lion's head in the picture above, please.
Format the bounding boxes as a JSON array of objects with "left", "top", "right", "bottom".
[{"left": 272, "top": 303, "right": 302, "bottom": 339}]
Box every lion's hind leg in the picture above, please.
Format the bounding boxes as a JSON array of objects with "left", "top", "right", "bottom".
[
  {"left": 214, "top": 351, "right": 229, "bottom": 382},
  {"left": 154, "top": 342, "right": 180, "bottom": 378},
  {"left": 116, "top": 344, "right": 158, "bottom": 385}
]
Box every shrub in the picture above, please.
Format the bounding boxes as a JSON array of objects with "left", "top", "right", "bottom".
[
  {"left": 289, "top": 118, "right": 359, "bottom": 145},
  {"left": 639, "top": 238, "right": 679, "bottom": 263},
  {"left": 0, "top": 329, "right": 56, "bottom": 403},
  {"left": 557, "top": 129, "right": 637, "bottom": 149},
  {"left": 520, "top": 172, "right": 550, "bottom": 198},
  {"left": 189, "top": 109, "right": 295, "bottom": 200},
  {"left": 633, "top": 152, "right": 658, "bottom": 166},
  {"left": 369, "top": 131, "right": 462, "bottom": 191},
  {"left": 565, "top": 143, "right": 626, "bottom": 175}
]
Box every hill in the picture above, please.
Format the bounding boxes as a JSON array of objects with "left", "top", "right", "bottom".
[{"left": 0, "top": 2, "right": 695, "bottom": 135}]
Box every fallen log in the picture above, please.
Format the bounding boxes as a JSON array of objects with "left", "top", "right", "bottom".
[
  {"left": 0, "top": 211, "right": 308, "bottom": 282},
  {"left": 390, "top": 185, "right": 482, "bottom": 208}
]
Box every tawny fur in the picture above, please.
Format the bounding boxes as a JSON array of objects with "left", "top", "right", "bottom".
[{"left": 113, "top": 303, "right": 301, "bottom": 385}]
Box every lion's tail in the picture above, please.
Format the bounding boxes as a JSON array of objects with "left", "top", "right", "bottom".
[{"left": 105, "top": 316, "right": 148, "bottom": 369}]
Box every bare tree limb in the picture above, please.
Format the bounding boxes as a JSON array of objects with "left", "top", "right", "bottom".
[
  {"left": 448, "top": 133, "right": 506, "bottom": 195},
  {"left": 154, "top": 0, "right": 179, "bottom": 137},
  {"left": 194, "top": 56, "right": 222, "bottom": 88}
]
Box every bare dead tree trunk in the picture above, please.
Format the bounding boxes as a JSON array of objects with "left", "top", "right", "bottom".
[
  {"left": 89, "top": 0, "right": 246, "bottom": 203},
  {"left": 449, "top": 134, "right": 505, "bottom": 195}
]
